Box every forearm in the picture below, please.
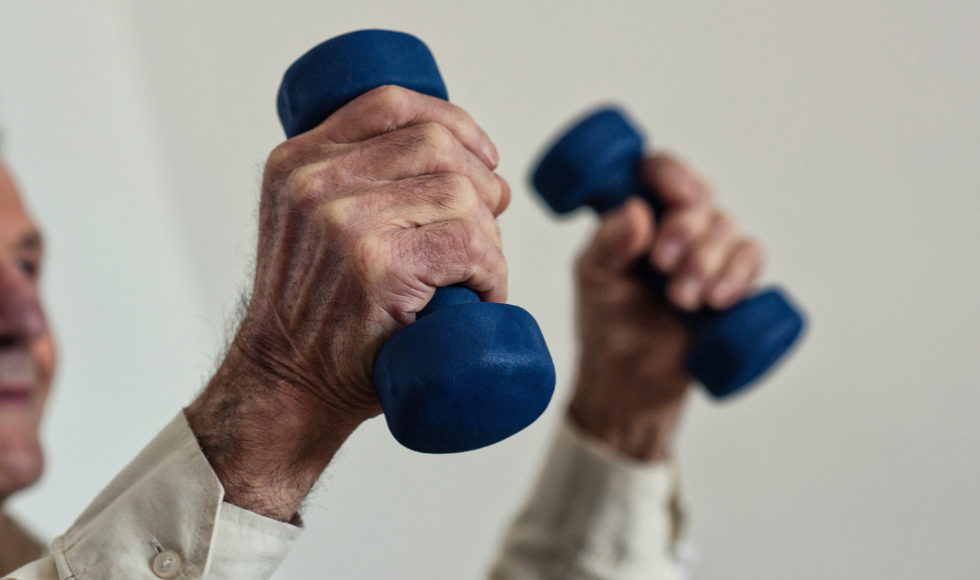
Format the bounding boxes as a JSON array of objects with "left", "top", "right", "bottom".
[
  {"left": 567, "top": 403, "right": 680, "bottom": 463},
  {"left": 567, "top": 363, "right": 690, "bottom": 462}
]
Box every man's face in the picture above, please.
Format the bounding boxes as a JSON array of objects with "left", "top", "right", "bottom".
[{"left": 0, "top": 160, "right": 55, "bottom": 502}]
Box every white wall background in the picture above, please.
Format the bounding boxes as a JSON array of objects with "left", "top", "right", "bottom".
[{"left": 2, "top": 0, "right": 979, "bottom": 578}]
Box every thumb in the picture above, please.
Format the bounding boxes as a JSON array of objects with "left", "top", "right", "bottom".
[{"left": 581, "top": 197, "right": 655, "bottom": 274}]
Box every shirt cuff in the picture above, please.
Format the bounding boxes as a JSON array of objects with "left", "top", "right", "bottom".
[
  {"left": 50, "top": 411, "right": 300, "bottom": 580},
  {"left": 492, "top": 418, "right": 684, "bottom": 580},
  {"left": 207, "top": 502, "right": 301, "bottom": 579}
]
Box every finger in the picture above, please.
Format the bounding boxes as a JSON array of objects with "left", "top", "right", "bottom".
[
  {"left": 350, "top": 122, "right": 508, "bottom": 215},
  {"left": 319, "top": 174, "right": 504, "bottom": 253},
  {"left": 313, "top": 85, "right": 499, "bottom": 169},
  {"left": 651, "top": 198, "right": 714, "bottom": 272},
  {"left": 379, "top": 174, "right": 504, "bottom": 250},
  {"left": 495, "top": 174, "right": 512, "bottom": 216},
  {"left": 666, "top": 213, "right": 738, "bottom": 311},
  {"left": 580, "top": 197, "right": 655, "bottom": 275},
  {"left": 392, "top": 219, "right": 508, "bottom": 305},
  {"left": 706, "top": 240, "right": 764, "bottom": 309},
  {"left": 639, "top": 153, "right": 711, "bottom": 210}
]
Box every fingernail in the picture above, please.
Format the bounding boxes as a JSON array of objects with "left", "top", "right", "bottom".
[
  {"left": 657, "top": 238, "right": 683, "bottom": 269},
  {"left": 676, "top": 276, "right": 701, "bottom": 310}
]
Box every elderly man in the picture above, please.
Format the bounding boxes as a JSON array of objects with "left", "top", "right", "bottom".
[
  {"left": 0, "top": 159, "right": 54, "bottom": 572},
  {"left": 1, "top": 85, "right": 762, "bottom": 579}
]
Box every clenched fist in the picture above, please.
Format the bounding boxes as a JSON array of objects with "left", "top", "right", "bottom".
[
  {"left": 569, "top": 154, "right": 764, "bottom": 462},
  {"left": 187, "top": 86, "right": 510, "bottom": 520}
]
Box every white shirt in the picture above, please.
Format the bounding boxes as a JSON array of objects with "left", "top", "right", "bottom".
[
  {"left": 4, "top": 413, "right": 685, "bottom": 579},
  {"left": 491, "top": 420, "right": 688, "bottom": 580}
]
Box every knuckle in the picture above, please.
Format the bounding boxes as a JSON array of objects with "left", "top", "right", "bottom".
[
  {"left": 429, "top": 173, "right": 478, "bottom": 213},
  {"left": 450, "top": 103, "right": 475, "bottom": 128},
  {"left": 372, "top": 85, "right": 413, "bottom": 117},
  {"left": 265, "top": 139, "right": 304, "bottom": 181},
  {"left": 387, "top": 123, "right": 460, "bottom": 173},
  {"left": 266, "top": 141, "right": 292, "bottom": 170},
  {"left": 285, "top": 164, "right": 328, "bottom": 203},
  {"left": 286, "top": 158, "right": 350, "bottom": 205},
  {"left": 317, "top": 196, "right": 357, "bottom": 234},
  {"left": 448, "top": 174, "right": 480, "bottom": 212},
  {"left": 356, "top": 85, "right": 418, "bottom": 136},
  {"left": 353, "top": 233, "right": 387, "bottom": 285},
  {"left": 418, "top": 121, "right": 456, "bottom": 153},
  {"left": 442, "top": 170, "right": 471, "bottom": 191},
  {"left": 455, "top": 220, "right": 488, "bottom": 264},
  {"left": 402, "top": 174, "right": 451, "bottom": 210}
]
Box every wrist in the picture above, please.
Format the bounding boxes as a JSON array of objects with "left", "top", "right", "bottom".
[
  {"left": 186, "top": 341, "right": 363, "bottom": 522},
  {"left": 568, "top": 371, "right": 689, "bottom": 463}
]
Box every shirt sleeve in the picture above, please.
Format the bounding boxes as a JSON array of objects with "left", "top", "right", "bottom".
[
  {"left": 488, "top": 418, "right": 691, "bottom": 580},
  {"left": 3, "top": 412, "right": 301, "bottom": 580}
]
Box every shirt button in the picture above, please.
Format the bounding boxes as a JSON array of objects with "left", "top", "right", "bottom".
[{"left": 152, "top": 550, "right": 182, "bottom": 579}]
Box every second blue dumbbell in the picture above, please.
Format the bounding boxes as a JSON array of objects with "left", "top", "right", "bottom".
[{"left": 532, "top": 107, "right": 805, "bottom": 398}]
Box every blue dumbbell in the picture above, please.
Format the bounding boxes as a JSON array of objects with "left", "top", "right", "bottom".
[
  {"left": 276, "top": 30, "right": 556, "bottom": 453},
  {"left": 532, "top": 107, "right": 805, "bottom": 397}
]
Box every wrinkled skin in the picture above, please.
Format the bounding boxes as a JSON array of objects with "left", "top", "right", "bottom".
[{"left": 186, "top": 86, "right": 511, "bottom": 521}]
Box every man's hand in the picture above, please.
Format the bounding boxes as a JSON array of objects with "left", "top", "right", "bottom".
[
  {"left": 186, "top": 86, "right": 510, "bottom": 521},
  {"left": 568, "top": 154, "right": 763, "bottom": 462}
]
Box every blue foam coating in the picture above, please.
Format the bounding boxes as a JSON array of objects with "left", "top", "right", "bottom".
[
  {"left": 531, "top": 106, "right": 806, "bottom": 397},
  {"left": 686, "top": 288, "right": 804, "bottom": 397},
  {"left": 374, "top": 302, "right": 555, "bottom": 453},
  {"left": 533, "top": 107, "right": 646, "bottom": 214},
  {"left": 278, "top": 30, "right": 449, "bottom": 138},
  {"left": 277, "top": 30, "right": 556, "bottom": 452}
]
